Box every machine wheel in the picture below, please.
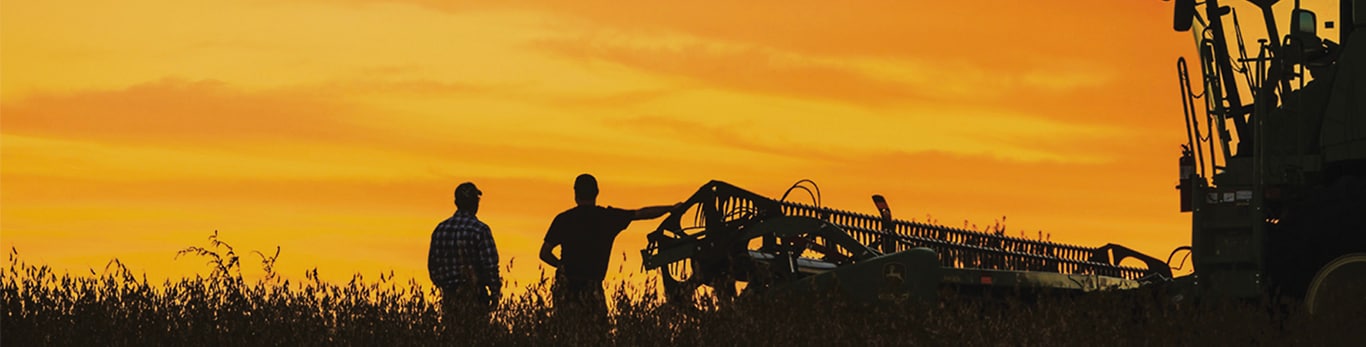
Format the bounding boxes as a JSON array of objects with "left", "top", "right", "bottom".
[
  {"left": 1304, "top": 253, "right": 1366, "bottom": 316},
  {"left": 660, "top": 258, "right": 703, "bottom": 303},
  {"left": 659, "top": 256, "right": 744, "bottom": 305},
  {"left": 1269, "top": 175, "right": 1366, "bottom": 299},
  {"left": 657, "top": 216, "right": 867, "bottom": 305}
]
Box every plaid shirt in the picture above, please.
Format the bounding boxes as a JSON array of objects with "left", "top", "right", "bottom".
[{"left": 427, "top": 211, "right": 501, "bottom": 295}]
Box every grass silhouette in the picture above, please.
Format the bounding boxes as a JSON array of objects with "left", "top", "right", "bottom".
[{"left": 3, "top": 232, "right": 1361, "bottom": 345}]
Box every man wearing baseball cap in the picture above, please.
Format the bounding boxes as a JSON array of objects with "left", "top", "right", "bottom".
[
  {"left": 428, "top": 182, "right": 501, "bottom": 321},
  {"left": 539, "top": 173, "right": 679, "bottom": 322}
]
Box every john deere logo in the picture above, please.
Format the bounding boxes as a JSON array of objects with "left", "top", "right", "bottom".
[
  {"left": 878, "top": 262, "right": 909, "bottom": 303},
  {"left": 884, "top": 262, "right": 905, "bottom": 282}
]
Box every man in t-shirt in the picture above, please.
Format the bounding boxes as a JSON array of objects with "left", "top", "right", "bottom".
[{"left": 539, "top": 173, "right": 677, "bottom": 319}]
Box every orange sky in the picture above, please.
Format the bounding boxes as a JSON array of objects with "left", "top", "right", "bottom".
[{"left": 1, "top": 0, "right": 1344, "bottom": 288}]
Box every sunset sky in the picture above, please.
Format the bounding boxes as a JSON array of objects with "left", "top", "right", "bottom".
[{"left": 2, "top": 0, "right": 1342, "bottom": 288}]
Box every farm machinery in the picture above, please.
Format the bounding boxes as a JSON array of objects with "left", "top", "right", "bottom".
[
  {"left": 639, "top": 0, "right": 1366, "bottom": 310},
  {"left": 640, "top": 180, "right": 1172, "bottom": 303},
  {"left": 1170, "top": 0, "right": 1365, "bottom": 312}
]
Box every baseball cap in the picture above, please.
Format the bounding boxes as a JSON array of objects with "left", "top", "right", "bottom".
[{"left": 455, "top": 182, "right": 482, "bottom": 201}]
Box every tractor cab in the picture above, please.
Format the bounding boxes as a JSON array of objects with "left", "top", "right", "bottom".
[{"left": 1170, "top": 0, "right": 1366, "bottom": 305}]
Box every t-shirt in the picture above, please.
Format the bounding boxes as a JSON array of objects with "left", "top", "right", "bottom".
[{"left": 544, "top": 205, "right": 634, "bottom": 283}]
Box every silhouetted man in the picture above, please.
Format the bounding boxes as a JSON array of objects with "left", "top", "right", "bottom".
[
  {"left": 539, "top": 174, "right": 676, "bottom": 320},
  {"left": 428, "top": 182, "right": 501, "bottom": 320}
]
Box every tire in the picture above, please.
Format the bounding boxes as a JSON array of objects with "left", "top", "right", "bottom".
[
  {"left": 1304, "top": 253, "right": 1366, "bottom": 317},
  {"left": 1268, "top": 175, "right": 1366, "bottom": 299}
]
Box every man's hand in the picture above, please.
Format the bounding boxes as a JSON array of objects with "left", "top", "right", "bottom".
[
  {"left": 633, "top": 203, "right": 681, "bottom": 220},
  {"left": 539, "top": 241, "right": 561, "bottom": 268}
]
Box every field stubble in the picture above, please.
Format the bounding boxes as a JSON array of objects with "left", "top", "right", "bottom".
[{"left": 3, "top": 233, "right": 1361, "bottom": 345}]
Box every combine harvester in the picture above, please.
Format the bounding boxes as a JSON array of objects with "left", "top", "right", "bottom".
[
  {"left": 641, "top": 0, "right": 1365, "bottom": 312},
  {"left": 1169, "top": 0, "right": 1365, "bottom": 312}
]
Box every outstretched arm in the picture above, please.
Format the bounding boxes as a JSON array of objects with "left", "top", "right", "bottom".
[{"left": 632, "top": 203, "right": 681, "bottom": 220}]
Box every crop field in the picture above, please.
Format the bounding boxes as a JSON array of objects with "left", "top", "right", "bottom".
[{"left": 3, "top": 235, "right": 1361, "bottom": 346}]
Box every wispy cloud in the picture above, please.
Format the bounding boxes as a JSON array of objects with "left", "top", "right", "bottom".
[
  {"left": 1, "top": 79, "right": 375, "bottom": 145},
  {"left": 535, "top": 36, "right": 929, "bottom": 106},
  {"left": 303, "top": 0, "right": 1184, "bottom": 131},
  {"left": 316, "top": 0, "right": 1177, "bottom": 76}
]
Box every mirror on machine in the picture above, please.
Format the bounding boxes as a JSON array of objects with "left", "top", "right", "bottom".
[
  {"left": 1292, "top": 9, "right": 1318, "bottom": 38},
  {"left": 1174, "top": 0, "right": 1197, "bottom": 32}
]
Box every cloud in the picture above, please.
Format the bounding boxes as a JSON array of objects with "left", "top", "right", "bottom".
[
  {"left": 321, "top": 0, "right": 1176, "bottom": 70},
  {"left": 535, "top": 34, "right": 1180, "bottom": 132},
  {"left": 0, "top": 79, "right": 376, "bottom": 145},
  {"left": 1, "top": 0, "right": 561, "bottom": 101},
  {"left": 0, "top": 77, "right": 534, "bottom": 150},
  {"left": 293, "top": 0, "right": 1187, "bottom": 131},
  {"left": 604, "top": 102, "right": 1137, "bottom": 165},
  {"left": 0, "top": 79, "right": 815, "bottom": 189},
  {"left": 534, "top": 36, "right": 928, "bottom": 106}
]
